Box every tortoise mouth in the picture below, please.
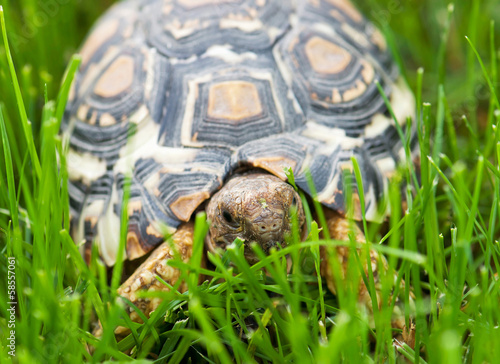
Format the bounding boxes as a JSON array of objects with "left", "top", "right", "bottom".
[{"left": 205, "top": 233, "right": 289, "bottom": 266}]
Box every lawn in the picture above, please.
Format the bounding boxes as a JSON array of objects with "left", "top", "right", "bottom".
[{"left": 1, "top": 0, "right": 500, "bottom": 362}]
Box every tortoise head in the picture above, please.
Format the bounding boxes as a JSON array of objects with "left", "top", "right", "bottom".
[{"left": 206, "top": 173, "right": 305, "bottom": 264}]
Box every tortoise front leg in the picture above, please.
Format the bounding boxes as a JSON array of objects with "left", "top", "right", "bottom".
[
  {"left": 95, "top": 222, "right": 197, "bottom": 338},
  {"left": 320, "top": 209, "right": 406, "bottom": 330},
  {"left": 118, "top": 222, "right": 196, "bottom": 321}
]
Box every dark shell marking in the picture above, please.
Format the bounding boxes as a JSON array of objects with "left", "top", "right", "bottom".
[
  {"left": 276, "top": 25, "right": 392, "bottom": 132},
  {"left": 65, "top": 0, "right": 417, "bottom": 265},
  {"left": 145, "top": 0, "right": 292, "bottom": 58},
  {"left": 158, "top": 52, "right": 303, "bottom": 148}
]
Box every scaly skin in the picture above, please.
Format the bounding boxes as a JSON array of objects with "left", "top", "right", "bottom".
[
  {"left": 206, "top": 173, "right": 305, "bottom": 264},
  {"left": 108, "top": 173, "right": 407, "bottom": 338},
  {"left": 94, "top": 223, "right": 196, "bottom": 338},
  {"left": 320, "top": 209, "right": 406, "bottom": 330}
]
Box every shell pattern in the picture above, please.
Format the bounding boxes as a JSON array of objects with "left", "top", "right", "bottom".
[{"left": 63, "top": 0, "right": 418, "bottom": 266}]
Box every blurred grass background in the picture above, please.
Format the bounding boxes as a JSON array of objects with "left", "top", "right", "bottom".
[{"left": 1, "top": 0, "right": 500, "bottom": 362}]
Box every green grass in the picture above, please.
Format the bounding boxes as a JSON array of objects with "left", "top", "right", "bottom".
[{"left": 1, "top": 0, "right": 500, "bottom": 362}]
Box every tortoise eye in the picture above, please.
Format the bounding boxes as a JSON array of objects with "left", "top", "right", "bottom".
[
  {"left": 222, "top": 209, "right": 237, "bottom": 226},
  {"left": 292, "top": 196, "right": 297, "bottom": 207}
]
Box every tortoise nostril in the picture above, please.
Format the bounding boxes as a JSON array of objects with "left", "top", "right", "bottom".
[
  {"left": 272, "top": 224, "right": 277, "bottom": 228},
  {"left": 260, "top": 226, "right": 266, "bottom": 231}
]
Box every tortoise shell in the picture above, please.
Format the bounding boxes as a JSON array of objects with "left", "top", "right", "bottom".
[{"left": 63, "top": 0, "right": 418, "bottom": 266}]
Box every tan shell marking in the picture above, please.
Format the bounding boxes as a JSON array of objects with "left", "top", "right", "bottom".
[
  {"left": 163, "top": 3, "right": 174, "bottom": 14},
  {"left": 339, "top": 160, "right": 354, "bottom": 172},
  {"left": 332, "top": 88, "right": 342, "bottom": 103},
  {"left": 287, "top": 36, "right": 300, "bottom": 53},
  {"left": 342, "top": 79, "right": 367, "bottom": 102},
  {"left": 80, "top": 18, "right": 120, "bottom": 66},
  {"left": 85, "top": 216, "right": 99, "bottom": 229},
  {"left": 170, "top": 191, "right": 211, "bottom": 221},
  {"left": 128, "top": 200, "right": 143, "bottom": 214},
  {"left": 207, "top": 81, "right": 263, "bottom": 121},
  {"left": 252, "top": 156, "right": 297, "bottom": 180},
  {"left": 68, "top": 79, "right": 76, "bottom": 103},
  {"left": 100, "top": 113, "right": 117, "bottom": 126},
  {"left": 346, "top": 192, "right": 363, "bottom": 220},
  {"left": 329, "top": 10, "right": 345, "bottom": 21},
  {"left": 371, "top": 29, "right": 388, "bottom": 52},
  {"left": 94, "top": 55, "right": 135, "bottom": 98},
  {"left": 89, "top": 111, "right": 98, "bottom": 126},
  {"left": 325, "top": 0, "right": 363, "bottom": 23},
  {"left": 247, "top": 7, "right": 258, "bottom": 17},
  {"left": 361, "top": 60, "right": 375, "bottom": 83},
  {"left": 126, "top": 232, "right": 147, "bottom": 260},
  {"left": 146, "top": 224, "right": 164, "bottom": 239},
  {"left": 304, "top": 36, "right": 352, "bottom": 75},
  {"left": 123, "top": 23, "right": 135, "bottom": 39},
  {"left": 77, "top": 104, "right": 90, "bottom": 122}
]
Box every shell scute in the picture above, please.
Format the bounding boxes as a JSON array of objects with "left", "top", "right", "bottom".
[
  {"left": 159, "top": 52, "right": 303, "bottom": 149},
  {"left": 64, "top": 41, "right": 169, "bottom": 166},
  {"left": 144, "top": 0, "right": 292, "bottom": 58},
  {"left": 299, "top": 0, "right": 396, "bottom": 77},
  {"left": 275, "top": 24, "right": 391, "bottom": 133}
]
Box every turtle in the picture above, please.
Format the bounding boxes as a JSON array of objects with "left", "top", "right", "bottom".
[{"left": 63, "top": 0, "right": 418, "bottom": 336}]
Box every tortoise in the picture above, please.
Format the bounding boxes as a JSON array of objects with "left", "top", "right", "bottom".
[{"left": 63, "top": 0, "right": 418, "bottom": 332}]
